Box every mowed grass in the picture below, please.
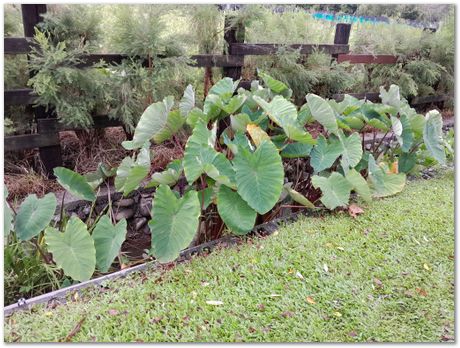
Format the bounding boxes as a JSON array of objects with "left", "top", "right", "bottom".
[{"left": 4, "top": 169, "right": 454, "bottom": 343}]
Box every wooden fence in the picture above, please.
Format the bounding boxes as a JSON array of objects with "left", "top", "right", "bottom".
[{"left": 4, "top": 4, "right": 450, "bottom": 176}]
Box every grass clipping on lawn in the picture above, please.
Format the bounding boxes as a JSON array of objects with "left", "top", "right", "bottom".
[{"left": 4, "top": 170, "right": 454, "bottom": 343}]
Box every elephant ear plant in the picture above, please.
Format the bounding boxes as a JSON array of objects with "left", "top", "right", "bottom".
[{"left": 4, "top": 73, "right": 450, "bottom": 289}]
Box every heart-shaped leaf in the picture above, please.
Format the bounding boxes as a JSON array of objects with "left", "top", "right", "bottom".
[
  {"left": 423, "top": 110, "right": 446, "bottom": 165},
  {"left": 14, "top": 192, "right": 57, "bottom": 241},
  {"left": 147, "top": 159, "right": 183, "bottom": 188},
  {"left": 115, "top": 146, "right": 150, "bottom": 196},
  {"left": 92, "top": 215, "right": 127, "bottom": 273},
  {"left": 179, "top": 84, "right": 195, "bottom": 118},
  {"left": 253, "top": 95, "right": 315, "bottom": 144},
  {"left": 281, "top": 142, "right": 313, "bottom": 158},
  {"left": 312, "top": 172, "right": 352, "bottom": 210},
  {"left": 310, "top": 135, "right": 343, "bottom": 173},
  {"left": 54, "top": 167, "right": 96, "bottom": 202},
  {"left": 345, "top": 169, "right": 371, "bottom": 203},
  {"left": 149, "top": 185, "right": 201, "bottom": 263},
  {"left": 45, "top": 216, "right": 96, "bottom": 281},
  {"left": 306, "top": 93, "right": 338, "bottom": 133},
  {"left": 337, "top": 130, "right": 363, "bottom": 171},
  {"left": 247, "top": 123, "right": 270, "bottom": 147},
  {"left": 123, "top": 96, "right": 183, "bottom": 148},
  {"left": 217, "top": 185, "right": 257, "bottom": 235},
  {"left": 233, "top": 140, "right": 284, "bottom": 214},
  {"left": 367, "top": 155, "right": 406, "bottom": 198}
]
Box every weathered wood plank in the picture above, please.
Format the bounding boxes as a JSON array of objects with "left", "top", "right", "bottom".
[
  {"left": 411, "top": 94, "right": 451, "bottom": 105},
  {"left": 229, "top": 43, "right": 349, "bottom": 56},
  {"left": 4, "top": 37, "right": 36, "bottom": 54},
  {"left": 337, "top": 54, "right": 398, "bottom": 64},
  {"left": 4, "top": 133, "right": 60, "bottom": 152},
  {"left": 4, "top": 89, "right": 36, "bottom": 105}
]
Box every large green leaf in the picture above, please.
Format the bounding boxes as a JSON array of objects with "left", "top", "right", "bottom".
[
  {"left": 311, "top": 172, "right": 352, "bottom": 210},
  {"left": 147, "top": 159, "right": 183, "bottom": 187},
  {"left": 337, "top": 130, "right": 363, "bottom": 171},
  {"left": 258, "top": 70, "right": 289, "bottom": 93},
  {"left": 310, "top": 135, "right": 343, "bottom": 173},
  {"left": 123, "top": 96, "right": 181, "bottom": 149},
  {"left": 186, "top": 107, "right": 208, "bottom": 128},
  {"left": 233, "top": 140, "right": 284, "bottom": 214},
  {"left": 345, "top": 169, "right": 371, "bottom": 203},
  {"left": 92, "top": 215, "right": 127, "bottom": 273},
  {"left": 423, "top": 110, "right": 446, "bottom": 165},
  {"left": 14, "top": 193, "right": 57, "bottom": 241},
  {"left": 220, "top": 95, "right": 246, "bottom": 114},
  {"left": 253, "top": 95, "right": 315, "bottom": 144},
  {"left": 183, "top": 121, "right": 219, "bottom": 183},
  {"left": 398, "top": 152, "right": 417, "bottom": 173},
  {"left": 231, "top": 113, "right": 252, "bottom": 132},
  {"left": 379, "top": 84, "right": 401, "bottom": 111},
  {"left": 306, "top": 93, "right": 338, "bottom": 133},
  {"left": 45, "top": 216, "right": 96, "bottom": 282},
  {"left": 4, "top": 187, "right": 13, "bottom": 236},
  {"left": 281, "top": 142, "right": 313, "bottom": 158},
  {"left": 149, "top": 185, "right": 201, "bottom": 263},
  {"left": 367, "top": 155, "right": 406, "bottom": 198},
  {"left": 398, "top": 114, "right": 414, "bottom": 152},
  {"left": 283, "top": 184, "right": 315, "bottom": 208},
  {"left": 179, "top": 84, "right": 195, "bottom": 118},
  {"left": 54, "top": 167, "right": 96, "bottom": 201},
  {"left": 208, "top": 77, "right": 239, "bottom": 100},
  {"left": 115, "top": 147, "right": 150, "bottom": 196},
  {"left": 217, "top": 185, "right": 257, "bottom": 235},
  {"left": 152, "top": 110, "right": 185, "bottom": 144}
]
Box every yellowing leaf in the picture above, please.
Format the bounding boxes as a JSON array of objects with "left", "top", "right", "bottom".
[
  {"left": 333, "top": 312, "right": 342, "bottom": 317},
  {"left": 323, "top": 263, "right": 329, "bottom": 273},
  {"left": 45, "top": 312, "right": 53, "bottom": 317},
  {"left": 246, "top": 123, "right": 270, "bottom": 147},
  {"left": 306, "top": 296, "right": 316, "bottom": 304},
  {"left": 390, "top": 161, "right": 399, "bottom": 174},
  {"left": 423, "top": 263, "right": 431, "bottom": 271}
]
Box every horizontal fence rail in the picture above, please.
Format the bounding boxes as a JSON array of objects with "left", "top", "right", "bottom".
[{"left": 229, "top": 43, "right": 349, "bottom": 55}]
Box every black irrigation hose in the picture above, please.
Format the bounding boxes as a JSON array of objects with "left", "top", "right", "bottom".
[{"left": 4, "top": 208, "right": 326, "bottom": 316}]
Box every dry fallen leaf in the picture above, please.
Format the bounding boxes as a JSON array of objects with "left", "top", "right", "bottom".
[
  {"left": 415, "top": 287, "right": 428, "bottom": 297},
  {"left": 423, "top": 263, "right": 431, "bottom": 271},
  {"left": 323, "top": 263, "right": 329, "bottom": 273},
  {"left": 348, "top": 331, "right": 358, "bottom": 337},
  {"left": 201, "top": 281, "right": 210, "bottom": 287},
  {"left": 390, "top": 161, "right": 399, "bottom": 174},
  {"left": 295, "top": 271, "right": 304, "bottom": 280},
  {"left": 206, "top": 300, "right": 223, "bottom": 306},
  {"left": 108, "top": 309, "right": 119, "bottom": 316},
  {"left": 348, "top": 204, "right": 364, "bottom": 218},
  {"left": 281, "top": 311, "right": 294, "bottom": 318},
  {"left": 373, "top": 278, "right": 383, "bottom": 288},
  {"left": 269, "top": 294, "right": 281, "bottom": 298},
  {"left": 306, "top": 296, "right": 316, "bottom": 304},
  {"left": 333, "top": 312, "right": 342, "bottom": 317},
  {"left": 45, "top": 312, "right": 53, "bottom": 317}
]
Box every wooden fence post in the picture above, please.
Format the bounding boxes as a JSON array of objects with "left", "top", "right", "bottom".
[
  {"left": 223, "top": 15, "right": 245, "bottom": 80},
  {"left": 218, "top": 15, "right": 246, "bottom": 137},
  {"left": 21, "top": 4, "right": 63, "bottom": 177},
  {"left": 333, "top": 23, "right": 351, "bottom": 58}
]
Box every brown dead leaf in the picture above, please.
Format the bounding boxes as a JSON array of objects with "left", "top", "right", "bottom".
[
  {"left": 257, "top": 303, "right": 265, "bottom": 311},
  {"left": 348, "top": 331, "right": 357, "bottom": 337},
  {"left": 415, "top": 287, "right": 428, "bottom": 297},
  {"left": 373, "top": 278, "right": 383, "bottom": 288},
  {"left": 441, "top": 335, "right": 454, "bottom": 342},
  {"left": 281, "top": 311, "right": 294, "bottom": 318},
  {"left": 108, "top": 309, "right": 119, "bottom": 316},
  {"left": 306, "top": 296, "right": 316, "bottom": 304},
  {"left": 150, "top": 316, "right": 163, "bottom": 324},
  {"left": 348, "top": 204, "right": 364, "bottom": 218}
]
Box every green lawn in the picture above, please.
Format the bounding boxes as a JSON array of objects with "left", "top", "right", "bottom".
[{"left": 4, "top": 169, "right": 454, "bottom": 343}]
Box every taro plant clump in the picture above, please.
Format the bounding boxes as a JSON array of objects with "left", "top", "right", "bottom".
[{"left": 4, "top": 73, "right": 451, "bottom": 298}]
